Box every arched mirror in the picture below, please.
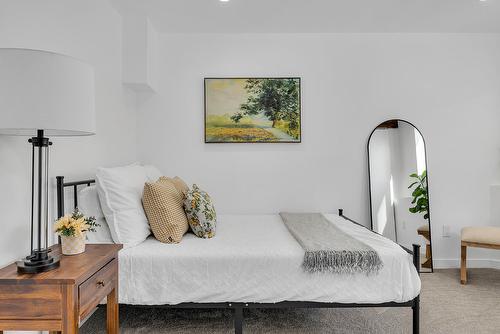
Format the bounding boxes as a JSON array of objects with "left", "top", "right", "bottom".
[{"left": 368, "top": 120, "right": 433, "bottom": 273}]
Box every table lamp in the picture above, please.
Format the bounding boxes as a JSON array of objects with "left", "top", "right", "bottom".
[{"left": 0, "top": 48, "right": 95, "bottom": 273}]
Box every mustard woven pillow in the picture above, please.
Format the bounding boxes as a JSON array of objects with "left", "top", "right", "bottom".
[
  {"left": 156, "top": 176, "right": 189, "bottom": 199},
  {"left": 142, "top": 177, "right": 189, "bottom": 243}
]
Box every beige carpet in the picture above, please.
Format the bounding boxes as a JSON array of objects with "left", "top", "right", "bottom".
[{"left": 81, "top": 269, "right": 500, "bottom": 333}]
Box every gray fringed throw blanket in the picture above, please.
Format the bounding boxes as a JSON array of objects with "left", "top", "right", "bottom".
[{"left": 280, "top": 212, "right": 383, "bottom": 275}]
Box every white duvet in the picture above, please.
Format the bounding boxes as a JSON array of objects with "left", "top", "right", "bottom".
[{"left": 119, "top": 214, "right": 421, "bottom": 305}]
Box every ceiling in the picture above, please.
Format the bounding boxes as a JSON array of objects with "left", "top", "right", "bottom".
[{"left": 110, "top": 0, "right": 500, "bottom": 33}]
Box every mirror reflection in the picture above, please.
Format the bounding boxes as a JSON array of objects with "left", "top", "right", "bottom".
[{"left": 368, "top": 120, "right": 433, "bottom": 272}]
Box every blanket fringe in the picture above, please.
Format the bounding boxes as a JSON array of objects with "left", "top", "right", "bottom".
[{"left": 303, "top": 250, "right": 383, "bottom": 275}]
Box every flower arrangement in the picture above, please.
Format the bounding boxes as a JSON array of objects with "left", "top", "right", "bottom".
[
  {"left": 55, "top": 209, "right": 100, "bottom": 255},
  {"left": 54, "top": 208, "right": 99, "bottom": 237}
]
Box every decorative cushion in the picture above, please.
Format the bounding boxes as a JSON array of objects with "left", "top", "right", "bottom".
[
  {"left": 461, "top": 227, "right": 500, "bottom": 245},
  {"left": 159, "top": 176, "right": 189, "bottom": 199},
  {"left": 184, "top": 184, "right": 217, "bottom": 238},
  {"left": 170, "top": 176, "right": 189, "bottom": 198},
  {"left": 96, "top": 163, "right": 151, "bottom": 248},
  {"left": 142, "top": 177, "right": 189, "bottom": 243},
  {"left": 78, "top": 185, "right": 114, "bottom": 244}
]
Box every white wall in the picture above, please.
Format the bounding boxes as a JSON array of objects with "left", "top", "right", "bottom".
[
  {"left": 136, "top": 33, "right": 500, "bottom": 266},
  {"left": 0, "top": 0, "right": 138, "bottom": 267}
]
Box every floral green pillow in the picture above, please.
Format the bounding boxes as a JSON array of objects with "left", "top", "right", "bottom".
[{"left": 183, "top": 184, "right": 216, "bottom": 238}]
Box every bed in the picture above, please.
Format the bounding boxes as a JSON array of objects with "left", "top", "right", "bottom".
[{"left": 56, "top": 176, "right": 421, "bottom": 334}]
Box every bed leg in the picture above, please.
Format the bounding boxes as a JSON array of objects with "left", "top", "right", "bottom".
[
  {"left": 412, "top": 244, "right": 421, "bottom": 334},
  {"left": 412, "top": 295, "right": 420, "bottom": 334},
  {"left": 234, "top": 305, "right": 243, "bottom": 334}
]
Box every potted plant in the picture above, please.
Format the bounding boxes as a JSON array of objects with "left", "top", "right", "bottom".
[
  {"left": 408, "top": 170, "right": 429, "bottom": 219},
  {"left": 54, "top": 208, "right": 99, "bottom": 255}
]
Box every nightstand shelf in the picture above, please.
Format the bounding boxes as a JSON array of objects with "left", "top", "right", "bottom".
[{"left": 0, "top": 243, "right": 122, "bottom": 334}]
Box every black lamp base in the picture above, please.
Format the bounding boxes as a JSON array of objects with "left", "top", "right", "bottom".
[
  {"left": 16, "top": 250, "right": 60, "bottom": 274},
  {"left": 18, "top": 129, "right": 60, "bottom": 275}
]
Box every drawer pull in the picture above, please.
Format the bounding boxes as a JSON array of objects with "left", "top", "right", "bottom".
[{"left": 97, "top": 280, "right": 105, "bottom": 287}]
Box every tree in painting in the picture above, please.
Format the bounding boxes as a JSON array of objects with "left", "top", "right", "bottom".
[{"left": 231, "top": 79, "right": 299, "bottom": 135}]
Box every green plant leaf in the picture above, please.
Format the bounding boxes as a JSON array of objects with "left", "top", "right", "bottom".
[
  {"left": 408, "top": 182, "right": 418, "bottom": 189},
  {"left": 412, "top": 188, "right": 423, "bottom": 197},
  {"left": 408, "top": 170, "right": 430, "bottom": 220},
  {"left": 417, "top": 197, "right": 427, "bottom": 205}
]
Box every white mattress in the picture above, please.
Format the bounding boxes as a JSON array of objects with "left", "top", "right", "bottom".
[{"left": 119, "top": 214, "right": 421, "bottom": 305}]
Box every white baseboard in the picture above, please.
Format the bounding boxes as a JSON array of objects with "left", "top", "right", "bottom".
[{"left": 434, "top": 258, "right": 500, "bottom": 269}]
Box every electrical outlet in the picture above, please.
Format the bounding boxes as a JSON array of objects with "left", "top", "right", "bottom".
[{"left": 442, "top": 225, "right": 451, "bottom": 238}]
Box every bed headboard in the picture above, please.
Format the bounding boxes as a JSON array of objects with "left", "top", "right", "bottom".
[{"left": 56, "top": 176, "right": 95, "bottom": 219}]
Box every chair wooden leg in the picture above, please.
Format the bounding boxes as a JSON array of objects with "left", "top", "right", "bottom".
[{"left": 461, "top": 244, "right": 467, "bottom": 284}]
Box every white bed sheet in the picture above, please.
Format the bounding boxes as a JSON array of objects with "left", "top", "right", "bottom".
[{"left": 119, "top": 214, "right": 421, "bottom": 305}]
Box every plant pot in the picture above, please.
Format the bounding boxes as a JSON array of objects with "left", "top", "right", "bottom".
[{"left": 61, "top": 233, "right": 86, "bottom": 255}]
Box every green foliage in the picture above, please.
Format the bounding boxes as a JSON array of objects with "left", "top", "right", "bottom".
[
  {"left": 408, "top": 170, "right": 429, "bottom": 220},
  {"left": 236, "top": 78, "right": 300, "bottom": 139},
  {"left": 58, "top": 227, "right": 72, "bottom": 237},
  {"left": 230, "top": 112, "right": 244, "bottom": 123},
  {"left": 74, "top": 208, "right": 100, "bottom": 233}
]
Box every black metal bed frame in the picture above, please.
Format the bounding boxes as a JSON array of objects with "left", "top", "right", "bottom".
[{"left": 56, "top": 176, "right": 421, "bottom": 334}]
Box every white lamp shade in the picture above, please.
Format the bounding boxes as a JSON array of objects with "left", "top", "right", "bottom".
[{"left": 0, "top": 48, "right": 95, "bottom": 136}]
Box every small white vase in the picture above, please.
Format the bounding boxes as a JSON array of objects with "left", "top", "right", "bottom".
[{"left": 61, "top": 233, "right": 86, "bottom": 255}]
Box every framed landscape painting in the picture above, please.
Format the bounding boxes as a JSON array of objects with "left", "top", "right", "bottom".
[{"left": 204, "top": 78, "right": 301, "bottom": 143}]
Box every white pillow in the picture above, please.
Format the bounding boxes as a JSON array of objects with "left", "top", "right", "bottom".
[
  {"left": 144, "top": 164, "right": 162, "bottom": 182},
  {"left": 96, "top": 163, "right": 151, "bottom": 248},
  {"left": 78, "top": 186, "right": 114, "bottom": 244}
]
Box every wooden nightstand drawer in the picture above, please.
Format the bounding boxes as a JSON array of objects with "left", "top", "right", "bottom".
[
  {"left": 0, "top": 284, "right": 62, "bottom": 320},
  {"left": 78, "top": 258, "right": 117, "bottom": 319}
]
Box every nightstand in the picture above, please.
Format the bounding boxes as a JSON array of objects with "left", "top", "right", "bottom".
[{"left": 0, "top": 243, "right": 122, "bottom": 334}]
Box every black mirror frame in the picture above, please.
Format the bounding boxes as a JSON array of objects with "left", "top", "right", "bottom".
[{"left": 367, "top": 119, "right": 434, "bottom": 273}]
